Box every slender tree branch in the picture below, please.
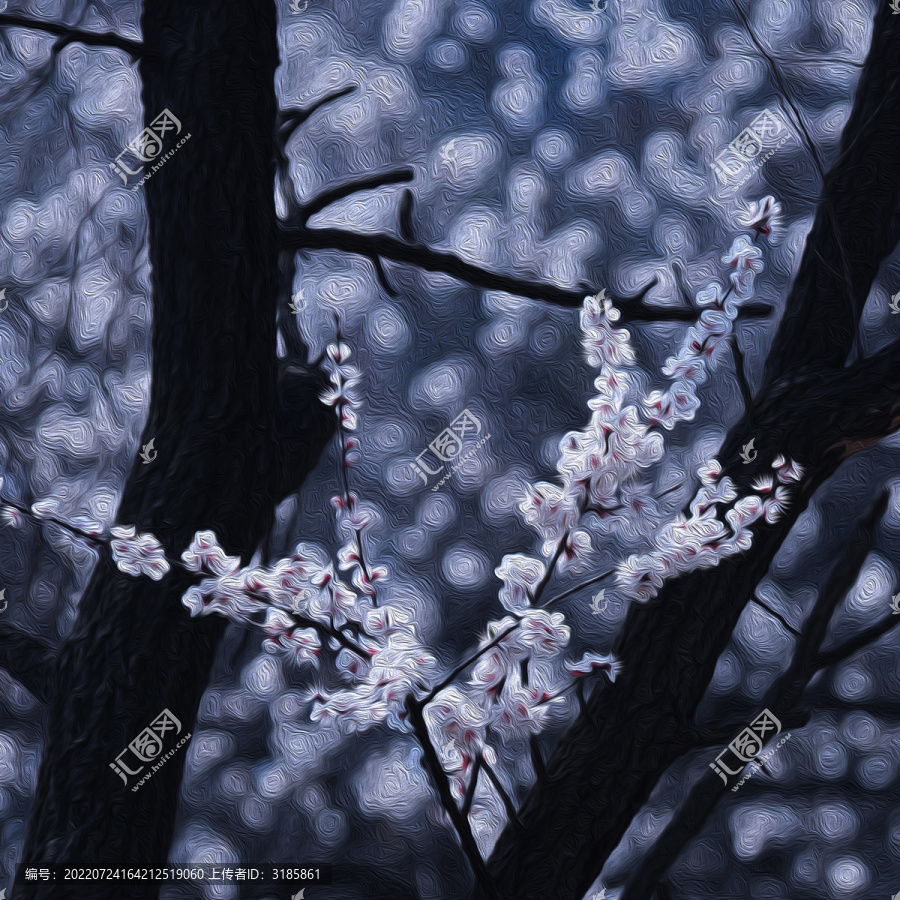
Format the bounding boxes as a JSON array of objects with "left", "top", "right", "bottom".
[
  {"left": 729, "top": 0, "right": 827, "bottom": 181},
  {"left": 541, "top": 568, "right": 616, "bottom": 610},
  {"left": 813, "top": 612, "right": 900, "bottom": 671},
  {"left": 480, "top": 756, "right": 524, "bottom": 830},
  {"left": 0, "top": 13, "right": 142, "bottom": 57},
  {"left": 421, "top": 622, "right": 521, "bottom": 706},
  {"left": 462, "top": 756, "right": 484, "bottom": 819},
  {"left": 406, "top": 697, "right": 501, "bottom": 900},
  {"left": 529, "top": 735, "right": 547, "bottom": 782},
  {"left": 672, "top": 262, "right": 694, "bottom": 306},
  {"left": 296, "top": 169, "right": 415, "bottom": 225},
  {"left": 729, "top": 334, "right": 754, "bottom": 411},
  {"left": 749, "top": 593, "right": 800, "bottom": 637},
  {"left": 398, "top": 189, "right": 416, "bottom": 243},
  {"left": 276, "top": 85, "right": 357, "bottom": 146},
  {"left": 0, "top": 623, "right": 56, "bottom": 704},
  {"left": 368, "top": 253, "right": 397, "bottom": 297}
]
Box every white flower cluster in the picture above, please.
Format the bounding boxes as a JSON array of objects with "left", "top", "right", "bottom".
[
  {"left": 109, "top": 525, "right": 170, "bottom": 581},
  {"left": 423, "top": 613, "right": 619, "bottom": 798},
  {"left": 615, "top": 455, "right": 803, "bottom": 602},
  {"left": 321, "top": 340, "right": 362, "bottom": 433}
]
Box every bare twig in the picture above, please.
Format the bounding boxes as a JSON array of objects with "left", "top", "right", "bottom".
[
  {"left": 480, "top": 755, "right": 524, "bottom": 830},
  {"left": 0, "top": 13, "right": 141, "bottom": 57},
  {"left": 729, "top": 333, "right": 754, "bottom": 411},
  {"left": 462, "top": 755, "right": 484, "bottom": 819},
  {"left": 398, "top": 189, "right": 415, "bottom": 243},
  {"left": 369, "top": 253, "right": 397, "bottom": 297},
  {"left": 813, "top": 613, "right": 900, "bottom": 671},
  {"left": 529, "top": 735, "right": 547, "bottom": 782},
  {"left": 277, "top": 85, "right": 357, "bottom": 146},
  {"left": 541, "top": 568, "right": 615, "bottom": 610},
  {"left": 749, "top": 593, "right": 800, "bottom": 637},
  {"left": 672, "top": 262, "right": 694, "bottom": 306},
  {"left": 421, "top": 621, "right": 521, "bottom": 705},
  {"left": 297, "top": 169, "right": 415, "bottom": 225}
]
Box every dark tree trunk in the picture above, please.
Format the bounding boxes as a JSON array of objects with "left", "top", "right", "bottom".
[
  {"left": 473, "top": 4, "right": 900, "bottom": 898},
  {"left": 16, "top": 2, "right": 332, "bottom": 897}
]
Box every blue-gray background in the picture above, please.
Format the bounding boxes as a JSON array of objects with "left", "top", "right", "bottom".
[{"left": 0, "top": 0, "right": 898, "bottom": 897}]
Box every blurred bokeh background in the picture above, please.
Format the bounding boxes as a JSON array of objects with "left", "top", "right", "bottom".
[{"left": 1, "top": 0, "right": 899, "bottom": 897}]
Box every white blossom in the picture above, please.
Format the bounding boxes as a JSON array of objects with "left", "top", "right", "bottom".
[
  {"left": 495, "top": 554, "right": 547, "bottom": 611},
  {"left": 109, "top": 525, "right": 171, "bottom": 581},
  {"left": 566, "top": 651, "right": 621, "bottom": 682},
  {"left": 738, "top": 195, "right": 783, "bottom": 243},
  {"left": 181, "top": 530, "right": 240, "bottom": 576},
  {"left": 489, "top": 670, "right": 561, "bottom": 744}
]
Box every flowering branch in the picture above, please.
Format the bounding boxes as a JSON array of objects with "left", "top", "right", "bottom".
[
  {"left": 406, "top": 697, "right": 502, "bottom": 900},
  {"left": 617, "top": 489, "right": 888, "bottom": 900}
]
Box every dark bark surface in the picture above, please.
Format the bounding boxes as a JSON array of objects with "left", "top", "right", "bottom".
[
  {"left": 473, "top": 4, "right": 900, "bottom": 898},
  {"left": 14, "top": 2, "right": 332, "bottom": 897}
]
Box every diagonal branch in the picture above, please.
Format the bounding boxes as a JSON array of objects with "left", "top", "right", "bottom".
[
  {"left": 0, "top": 623, "right": 56, "bottom": 704},
  {"left": 813, "top": 611, "right": 900, "bottom": 671},
  {"left": 0, "top": 13, "right": 142, "bottom": 57},
  {"left": 617, "top": 490, "right": 888, "bottom": 900},
  {"left": 406, "top": 697, "right": 501, "bottom": 900},
  {"left": 296, "top": 169, "right": 415, "bottom": 225},
  {"left": 480, "top": 756, "right": 524, "bottom": 830},
  {"left": 276, "top": 85, "right": 357, "bottom": 147},
  {"left": 280, "top": 221, "right": 775, "bottom": 318}
]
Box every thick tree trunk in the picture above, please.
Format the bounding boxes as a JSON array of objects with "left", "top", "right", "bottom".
[
  {"left": 15, "top": 3, "right": 332, "bottom": 897},
  {"left": 473, "top": 4, "right": 900, "bottom": 898}
]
